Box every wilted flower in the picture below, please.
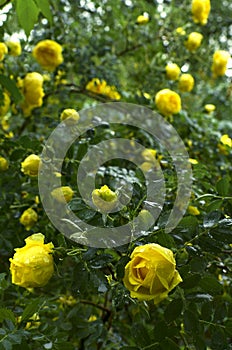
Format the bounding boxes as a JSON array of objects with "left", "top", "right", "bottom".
[
  {"left": 9, "top": 233, "right": 54, "bottom": 288},
  {"left": 19, "top": 208, "right": 38, "bottom": 231},
  {"left": 51, "top": 186, "right": 74, "bottom": 203},
  {"left": 185, "top": 32, "right": 203, "bottom": 52},
  {"left": 0, "top": 42, "right": 8, "bottom": 61},
  {"left": 92, "top": 185, "right": 118, "bottom": 213},
  {"left": 21, "top": 154, "right": 41, "bottom": 176},
  {"left": 123, "top": 243, "right": 182, "bottom": 304},
  {"left": 165, "top": 63, "right": 181, "bottom": 81},
  {"left": 155, "top": 88, "right": 181, "bottom": 117},
  {"left": 6, "top": 41, "right": 22, "bottom": 56},
  {"left": 0, "top": 156, "right": 8, "bottom": 171},
  {"left": 192, "top": 0, "right": 210, "bottom": 25},
  {"left": 178, "top": 74, "right": 195, "bottom": 92},
  {"left": 33, "top": 39, "right": 63, "bottom": 71},
  {"left": 211, "top": 50, "right": 231, "bottom": 78}
]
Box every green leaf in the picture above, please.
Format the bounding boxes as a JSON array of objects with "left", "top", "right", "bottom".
[
  {"left": 164, "top": 299, "right": 183, "bottom": 323},
  {"left": 181, "top": 273, "right": 201, "bottom": 289},
  {"left": 199, "top": 276, "right": 223, "bottom": 295},
  {"left": 34, "top": 0, "right": 52, "bottom": 23},
  {"left": 16, "top": 0, "right": 39, "bottom": 36},
  {"left": 0, "top": 75, "right": 22, "bottom": 103},
  {"left": 160, "top": 338, "right": 179, "bottom": 350},
  {"left": 184, "top": 309, "right": 199, "bottom": 333},
  {"left": 216, "top": 176, "right": 230, "bottom": 196},
  {"left": 0, "top": 308, "right": 16, "bottom": 325},
  {"left": 1, "top": 340, "right": 12, "bottom": 350},
  {"left": 21, "top": 298, "right": 44, "bottom": 322}
]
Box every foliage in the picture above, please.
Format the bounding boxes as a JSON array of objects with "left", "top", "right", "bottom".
[{"left": 0, "top": 0, "right": 232, "bottom": 349}]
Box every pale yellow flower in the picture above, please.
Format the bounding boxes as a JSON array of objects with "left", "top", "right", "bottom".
[
  {"left": 204, "top": 104, "right": 216, "bottom": 113},
  {"left": 220, "top": 134, "right": 232, "bottom": 147},
  {"left": 185, "top": 32, "right": 203, "bottom": 52},
  {"left": 192, "top": 0, "right": 210, "bottom": 25},
  {"left": 92, "top": 185, "right": 118, "bottom": 213},
  {"left": 6, "top": 41, "right": 22, "bottom": 56},
  {"left": 60, "top": 108, "right": 80, "bottom": 124},
  {"left": 19, "top": 208, "right": 38, "bottom": 231},
  {"left": 211, "top": 50, "right": 231, "bottom": 78},
  {"left": 165, "top": 63, "right": 181, "bottom": 81},
  {"left": 136, "top": 14, "right": 149, "bottom": 25},
  {"left": 33, "top": 40, "right": 63, "bottom": 71},
  {"left": 51, "top": 186, "right": 74, "bottom": 203},
  {"left": 188, "top": 205, "right": 200, "bottom": 216},
  {"left": 0, "top": 42, "right": 8, "bottom": 61},
  {"left": 178, "top": 74, "right": 195, "bottom": 92},
  {"left": 155, "top": 89, "right": 181, "bottom": 117},
  {"left": 0, "top": 156, "right": 9, "bottom": 171},
  {"left": 21, "top": 154, "right": 41, "bottom": 177}
]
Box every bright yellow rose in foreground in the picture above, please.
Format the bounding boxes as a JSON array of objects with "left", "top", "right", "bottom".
[
  {"left": 185, "top": 32, "right": 203, "bottom": 52},
  {"left": 19, "top": 208, "right": 38, "bottom": 231},
  {"left": 192, "top": 0, "right": 210, "bottom": 25},
  {"left": 33, "top": 39, "right": 63, "bottom": 71},
  {"left": 51, "top": 186, "right": 74, "bottom": 203},
  {"left": 21, "top": 154, "right": 41, "bottom": 176},
  {"left": 165, "top": 63, "right": 181, "bottom": 81},
  {"left": 9, "top": 233, "right": 54, "bottom": 288},
  {"left": 0, "top": 42, "right": 8, "bottom": 61},
  {"left": 123, "top": 243, "right": 182, "bottom": 304},
  {"left": 92, "top": 185, "right": 118, "bottom": 212},
  {"left": 155, "top": 89, "right": 181, "bottom": 117},
  {"left": 211, "top": 50, "right": 231, "bottom": 78},
  {"left": 178, "top": 74, "right": 195, "bottom": 92}
]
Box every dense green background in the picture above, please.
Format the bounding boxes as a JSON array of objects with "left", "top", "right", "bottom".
[{"left": 0, "top": 0, "right": 232, "bottom": 349}]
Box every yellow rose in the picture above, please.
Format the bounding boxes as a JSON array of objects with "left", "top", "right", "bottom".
[
  {"left": 9, "top": 233, "right": 54, "bottom": 288},
  {"left": 21, "top": 72, "right": 44, "bottom": 116},
  {"left": 32, "top": 39, "right": 63, "bottom": 71},
  {"left": 185, "top": 32, "right": 203, "bottom": 52},
  {"left": 204, "top": 104, "right": 216, "bottom": 113},
  {"left": 136, "top": 14, "right": 149, "bottom": 25},
  {"left": 6, "top": 41, "right": 22, "bottom": 56},
  {"left": 21, "top": 154, "right": 41, "bottom": 176},
  {"left": 178, "top": 74, "right": 195, "bottom": 92},
  {"left": 165, "top": 63, "right": 181, "bottom": 81},
  {"left": 123, "top": 243, "right": 182, "bottom": 304},
  {"left": 192, "top": 0, "right": 210, "bottom": 25},
  {"left": 155, "top": 88, "right": 181, "bottom": 117},
  {"left": 19, "top": 208, "right": 38, "bottom": 231},
  {"left": 0, "top": 92, "right": 11, "bottom": 116},
  {"left": 92, "top": 185, "right": 118, "bottom": 212},
  {"left": 0, "top": 156, "right": 9, "bottom": 171},
  {"left": 0, "top": 42, "right": 8, "bottom": 61},
  {"left": 51, "top": 186, "right": 74, "bottom": 203},
  {"left": 211, "top": 50, "right": 231, "bottom": 78},
  {"left": 86, "top": 78, "right": 121, "bottom": 100},
  {"left": 220, "top": 134, "right": 232, "bottom": 147},
  {"left": 60, "top": 108, "right": 80, "bottom": 124}
]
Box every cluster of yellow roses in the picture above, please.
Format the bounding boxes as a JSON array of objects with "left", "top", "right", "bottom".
[
  {"left": 86, "top": 78, "right": 121, "bottom": 100},
  {"left": 154, "top": 0, "right": 230, "bottom": 117}
]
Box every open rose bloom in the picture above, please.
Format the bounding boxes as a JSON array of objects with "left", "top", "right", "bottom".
[{"left": 123, "top": 243, "right": 182, "bottom": 304}]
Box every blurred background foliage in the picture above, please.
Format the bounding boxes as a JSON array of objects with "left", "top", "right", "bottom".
[{"left": 0, "top": 0, "right": 232, "bottom": 349}]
